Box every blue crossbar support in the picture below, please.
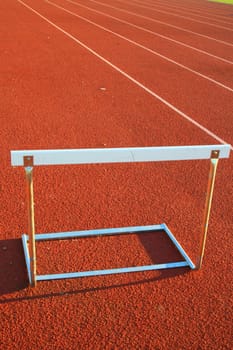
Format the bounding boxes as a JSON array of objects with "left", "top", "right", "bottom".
[{"left": 21, "top": 224, "right": 196, "bottom": 283}]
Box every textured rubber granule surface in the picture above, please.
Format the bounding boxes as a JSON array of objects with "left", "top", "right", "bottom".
[{"left": 0, "top": 0, "right": 232, "bottom": 349}]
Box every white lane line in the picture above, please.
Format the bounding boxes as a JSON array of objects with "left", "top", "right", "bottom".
[
  {"left": 151, "top": 0, "right": 233, "bottom": 22},
  {"left": 63, "top": 0, "right": 233, "bottom": 65},
  {"left": 47, "top": 0, "right": 233, "bottom": 92},
  {"left": 124, "top": 0, "right": 233, "bottom": 31},
  {"left": 17, "top": 0, "right": 233, "bottom": 150},
  {"left": 132, "top": 0, "right": 233, "bottom": 26},
  {"left": 88, "top": 0, "right": 233, "bottom": 47}
]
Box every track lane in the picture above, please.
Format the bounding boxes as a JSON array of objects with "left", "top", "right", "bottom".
[
  {"left": 2, "top": 0, "right": 222, "bottom": 153},
  {"left": 130, "top": 0, "right": 233, "bottom": 26},
  {"left": 17, "top": 0, "right": 233, "bottom": 148},
  {"left": 57, "top": 0, "right": 233, "bottom": 89},
  {"left": 116, "top": 0, "right": 233, "bottom": 32},
  {"left": 88, "top": 0, "right": 233, "bottom": 45},
  {"left": 72, "top": 0, "right": 233, "bottom": 62},
  {"left": 149, "top": 0, "right": 233, "bottom": 20}
]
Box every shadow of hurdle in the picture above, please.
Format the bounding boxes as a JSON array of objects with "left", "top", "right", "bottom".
[
  {"left": 138, "top": 229, "right": 187, "bottom": 265},
  {"left": 0, "top": 238, "right": 28, "bottom": 295},
  {"left": 0, "top": 230, "right": 191, "bottom": 303}
]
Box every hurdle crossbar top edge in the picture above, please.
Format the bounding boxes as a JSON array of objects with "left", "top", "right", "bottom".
[{"left": 11, "top": 144, "right": 231, "bottom": 166}]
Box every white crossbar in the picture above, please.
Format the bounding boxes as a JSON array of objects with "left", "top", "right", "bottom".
[{"left": 11, "top": 145, "right": 230, "bottom": 166}]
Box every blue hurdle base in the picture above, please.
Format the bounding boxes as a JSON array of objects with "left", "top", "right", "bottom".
[{"left": 21, "top": 223, "right": 196, "bottom": 284}]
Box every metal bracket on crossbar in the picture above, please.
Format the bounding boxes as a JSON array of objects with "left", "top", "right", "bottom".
[{"left": 11, "top": 145, "right": 230, "bottom": 287}]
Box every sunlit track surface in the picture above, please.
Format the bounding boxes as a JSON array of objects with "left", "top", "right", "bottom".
[
  {"left": 70, "top": 0, "right": 233, "bottom": 61},
  {"left": 116, "top": 0, "right": 233, "bottom": 31},
  {"left": 0, "top": 0, "right": 232, "bottom": 349},
  {"left": 86, "top": 0, "right": 233, "bottom": 45},
  {"left": 45, "top": 0, "right": 233, "bottom": 93},
  {"left": 15, "top": 0, "right": 233, "bottom": 145},
  {"left": 129, "top": 0, "right": 233, "bottom": 26}
]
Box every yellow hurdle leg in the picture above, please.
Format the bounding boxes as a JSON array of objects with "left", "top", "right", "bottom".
[
  {"left": 24, "top": 156, "right": 36, "bottom": 287},
  {"left": 197, "top": 150, "right": 219, "bottom": 269}
]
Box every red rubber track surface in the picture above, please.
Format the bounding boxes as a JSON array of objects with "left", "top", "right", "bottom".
[{"left": 0, "top": 0, "right": 232, "bottom": 349}]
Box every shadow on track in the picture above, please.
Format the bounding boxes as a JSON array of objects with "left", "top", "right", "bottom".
[
  {"left": 0, "top": 238, "right": 28, "bottom": 296},
  {"left": 0, "top": 232, "right": 191, "bottom": 304},
  {"left": 0, "top": 269, "right": 190, "bottom": 304}
]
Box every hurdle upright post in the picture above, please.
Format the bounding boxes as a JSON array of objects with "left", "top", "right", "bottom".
[
  {"left": 24, "top": 156, "right": 36, "bottom": 286},
  {"left": 197, "top": 150, "right": 219, "bottom": 269}
]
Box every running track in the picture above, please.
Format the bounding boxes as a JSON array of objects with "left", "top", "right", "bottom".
[{"left": 0, "top": 0, "right": 232, "bottom": 349}]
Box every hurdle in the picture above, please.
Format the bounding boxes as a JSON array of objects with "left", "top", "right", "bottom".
[{"left": 11, "top": 144, "right": 230, "bottom": 287}]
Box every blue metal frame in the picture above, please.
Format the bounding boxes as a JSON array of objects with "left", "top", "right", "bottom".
[{"left": 22, "top": 224, "right": 196, "bottom": 283}]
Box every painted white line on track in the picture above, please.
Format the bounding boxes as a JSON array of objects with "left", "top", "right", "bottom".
[
  {"left": 88, "top": 0, "right": 233, "bottom": 47},
  {"left": 17, "top": 0, "right": 233, "bottom": 150},
  {"left": 131, "top": 0, "right": 233, "bottom": 26},
  {"left": 155, "top": 0, "right": 231, "bottom": 20},
  {"left": 63, "top": 0, "right": 233, "bottom": 65},
  {"left": 122, "top": 0, "right": 233, "bottom": 31},
  {"left": 47, "top": 0, "right": 233, "bottom": 92}
]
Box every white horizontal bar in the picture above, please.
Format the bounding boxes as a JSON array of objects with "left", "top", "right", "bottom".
[
  {"left": 11, "top": 145, "right": 230, "bottom": 166},
  {"left": 28, "top": 224, "right": 164, "bottom": 241},
  {"left": 36, "top": 261, "right": 189, "bottom": 281}
]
